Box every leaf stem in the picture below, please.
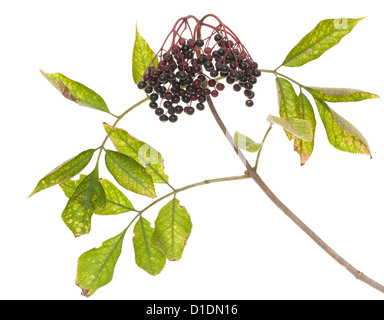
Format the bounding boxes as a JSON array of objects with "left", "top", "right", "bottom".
[
  {"left": 259, "top": 69, "right": 306, "bottom": 89},
  {"left": 205, "top": 95, "right": 384, "bottom": 295},
  {"left": 138, "top": 174, "right": 249, "bottom": 215},
  {"left": 254, "top": 124, "right": 273, "bottom": 172}
]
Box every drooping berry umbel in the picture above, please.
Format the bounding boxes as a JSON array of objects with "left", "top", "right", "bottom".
[{"left": 137, "top": 14, "right": 261, "bottom": 122}]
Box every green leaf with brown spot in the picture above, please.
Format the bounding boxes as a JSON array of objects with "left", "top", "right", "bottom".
[
  {"left": 40, "top": 70, "right": 110, "bottom": 113},
  {"left": 151, "top": 197, "right": 192, "bottom": 261},
  {"left": 276, "top": 77, "right": 301, "bottom": 140},
  {"left": 76, "top": 229, "right": 126, "bottom": 297},
  {"left": 306, "top": 87, "right": 379, "bottom": 102},
  {"left": 315, "top": 98, "right": 371, "bottom": 156},
  {"left": 104, "top": 123, "right": 168, "bottom": 184},
  {"left": 132, "top": 25, "right": 158, "bottom": 84},
  {"left": 234, "top": 132, "right": 263, "bottom": 153},
  {"left": 282, "top": 17, "right": 364, "bottom": 67},
  {"left": 294, "top": 92, "right": 317, "bottom": 165},
  {"left": 61, "top": 167, "right": 106, "bottom": 237},
  {"left": 29, "top": 149, "right": 96, "bottom": 197},
  {"left": 267, "top": 115, "right": 313, "bottom": 142},
  {"left": 133, "top": 217, "right": 166, "bottom": 276},
  {"left": 105, "top": 149, "right": 156, "bottom": 198},
  {"left": 95, "top": 179, "right": 135, "bottom": 215}
]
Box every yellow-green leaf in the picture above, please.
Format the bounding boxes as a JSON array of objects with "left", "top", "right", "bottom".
[
  {"left": 315, "top": 98, "right": 371, "bottom": 156},
  {"left": 76, "top": 229, "right": 126, "bottom": 297},
  {"left": 60, "top": 174, "right": 87, "bottom": 198},
  {"left": 105, "top": 150, "right": 156, "bottom": 198},
  {"left": 29, "top": 149, "right": 96, "bottom": 197},
  {"left": 234, "top": 132, "right": 263, "bottom": 153},
  {"left": 294, "top": 92, "right": 317, "bottom": 165},
  {"left": 40, "top": 70, "right": 110, "bottom": 113},
  {"left": 276, "top": 77, "right": 301, "bottom": 140},
  {"left": 151, "top": 197, "right": 192, "bottom": 261},
  {"left": 282, "top": 18, "right": 364, "bottom": 67},
  {"left": 104, "top": 123, "right": 168, "bottom": 184},
  {"left": 267, "top": 115, "right": 313, "bottom": 142},
  {"left": 132, "top": 24, "right": 158, "bottom": 84},
  {"left": 306, "top": 87, "right": 379, "bottom": 102},
  {"left": 133, "top": 217, "right": 166, "bottom": 276},
  {"left": 61, "top": 167, "right": 106, "bottom": 237},
  {"left": 95, "top": 179, "right": 135, "bottom": 215}
]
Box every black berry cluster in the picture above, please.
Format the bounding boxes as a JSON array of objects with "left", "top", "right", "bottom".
[{"left": 137, "top": 23, "right": 261, "bottom": 123}]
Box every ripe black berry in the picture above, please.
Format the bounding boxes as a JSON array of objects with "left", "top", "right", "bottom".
[
  {"left": 169, "top": 114, "right": 178, "bottom": 122},
  {"left": 137, "top": 81, "right": 146, "bottom": 89},
  {"left": 196, "top": 103, "right": 205, "bottom": 110},
  {"left": 175, "top": 105, "right": 184, "bottom": 114},
  {"left": 244, "top": 89, "right": 254, "bottom": 98},
  {"left": 233, "top": 84, "right": 241, "bottom": 92},
  {"left": 185, "top": 106, "right": 195, "bottom": 115},
  {"left": 245, "top": 100, "right": 254, "bottom": 107},
  {"left": 149, "top": 93, "right": 159, "bottom": 102},
  {"left": 149, "top": 101, "right": 158, "bottom": 109},
  {"left": 155, "top": 108, "right": 164, "bottom": 115},
  {"left": 163, "top": 101, "right": 173, "bottom": 109},
  {"left": 195, "top": 39, "right": 204, "bottom": 47},
  {"left": 159, "top": 114, "right": 168, "bottom": 122},
  {"left": 214, "top": 34, "right": 223, "bottom": 42}
]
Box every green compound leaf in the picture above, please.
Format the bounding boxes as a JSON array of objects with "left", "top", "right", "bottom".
[
  {"left": 61, "top": 167, "right": 106, "bottom": 237},
  {"left": 282, "top": 18, "right": 364, "bottom": 67},
  {"left": 234, "top": 132, "right": 263, "bottom": 153},
  {"left": 104, "top": 123, "right": 168, "bottom": 184},
  {"left": 276, "top": 77, "right": 301, "bottom": 140},
  {"left": 105, "top": 149, "right": 156, "bottom": 198},
  {"left": 315, "top": 98, "right": 371, "bottom": 157},
  {"left": 267, "top": 115, "right": 313, "bottom": 142},
  {"left": 95, "top": 179, "right": 135, "bottom": 215},
  {"left": 29, "top": 149, "right": 96, "bottom": 197},
  {"left": 294, "top": 92, "right": 317, "bottom": 165},
  {"left": 76, "top": 229, "right": 127, "bottom": 297},
  {"left": 306, "top": 87, "right": 380, "bottom": 102},
  {"left": 40, "top": 70, "right": 110, "bottom": 113},
  {"left": 282, "top": 17, "right": 364, "bottom": 67},
  {"left": 60, "top": 174, "right": 87, "bottom": 198},
  {"left": 151, "top": 197, "right": 192, "bottom": 261},
  {"left": 133, "top": 217, "right": 166, "bottom": 276},
  {"left": 132, "top": 24, "right": 158, "bottom": 84}
]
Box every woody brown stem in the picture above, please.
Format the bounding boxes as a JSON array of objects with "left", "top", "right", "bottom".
[{"left": 205, "top": 95, "right": 384, "bottom": 295}]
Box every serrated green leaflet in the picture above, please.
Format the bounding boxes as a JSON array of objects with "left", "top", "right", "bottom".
[
  {"left": 95, "top": 179, "right": 135, "bottom": 215},
  {"left": 306, "top": 87, "right": 379, "bottom": 102},
  {"left": 40, "top": 70, "right": 110, "bottom": 113},
  {"left": 234, "top": 132, "right": 263, "bottom": 153},
  {"left": 294, "top": 93, "right": 317, "bottom": 165},
  {"left": 29, "top": 149, "right": 96, "bottom": 197},
  {"left": 267, "top": 115, "right": 313, "bottom": 142},
  {"left": 105, "top": 149, "right": 156, "bottom": 198},
  {"left": 315, "top": 98, "right": 371, "bottom": 156},
  {"left": 276, "top": 77, "right": 301, "bottom": 140},
  {"left": 60, "top": 174, "right": 87, "bottom": 198},
  {"left": 151, "top": 197, "right": 192, "bottom": 261},
  {"left": 62, "top": 167, "right": 106, "bottom": 237},
  {"left": 76, "top": 229, "right": 126, "bottom": 297},
  {"left": 104, "top": 123, "right": 168, "bottom": 184},
  {"left": 282, "top": 18, "right": 364, "bottom": 67},
  {"left": 132, "top": 25, "right": 158, "bottom": 84},
  {"left": 133, "top": 217, "right": 166, "bottom": 276}
]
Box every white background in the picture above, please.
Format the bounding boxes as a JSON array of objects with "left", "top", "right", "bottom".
[{"left": 1, "top": 0, "right": 384, "bottom": 300}]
